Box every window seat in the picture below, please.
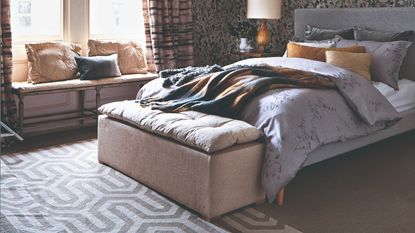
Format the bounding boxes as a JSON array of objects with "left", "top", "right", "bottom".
[
  {"left": 12, "top": 73, "right": 158, "bottom": 136},
  {"left": 12, "top": 74, "right": 157, "bottom": 93}
]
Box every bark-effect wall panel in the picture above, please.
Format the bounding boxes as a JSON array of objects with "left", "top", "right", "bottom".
[{"left": 192, "top": 0, "right": 414, "bottom": 66}]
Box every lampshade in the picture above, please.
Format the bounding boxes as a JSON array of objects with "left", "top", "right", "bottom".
[{"left": 247, "top": 0, "right": 281, "bottom": 19}]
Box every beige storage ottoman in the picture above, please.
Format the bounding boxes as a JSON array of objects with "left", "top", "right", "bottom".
[{"left": 98, "top": 101, "right": 265, "bottom": 219}]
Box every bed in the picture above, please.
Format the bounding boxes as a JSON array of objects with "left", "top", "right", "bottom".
[
  {"left": 98, "top": 7, "right": 415, "bottom": 220},
  {"left": 292, "top": 7, "right": 415, "bottom": 166}
]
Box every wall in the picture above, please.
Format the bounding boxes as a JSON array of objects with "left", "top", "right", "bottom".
[{"left": 192, "top": 0, "right": 415, "bottom": 66}]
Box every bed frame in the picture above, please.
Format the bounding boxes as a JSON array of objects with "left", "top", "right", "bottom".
[{"left": 305, "top": 108, "right": 415, "bottom": 166}]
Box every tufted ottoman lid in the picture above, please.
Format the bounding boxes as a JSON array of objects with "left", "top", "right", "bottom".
[{"left": 99, "top": 100, "right": 263, "bottom": 153}]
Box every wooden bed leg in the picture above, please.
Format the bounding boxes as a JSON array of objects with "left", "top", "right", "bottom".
[
  {"left": 277, "top": 188, "right": 285, "bottom": 206},
  {"left": 201, "top": 215, "right": 221, "bottom": 222}
]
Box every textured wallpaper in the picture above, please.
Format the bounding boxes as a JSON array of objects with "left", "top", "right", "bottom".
[{"left": 192, "top": 0, "right": 415, "bottom": 66}]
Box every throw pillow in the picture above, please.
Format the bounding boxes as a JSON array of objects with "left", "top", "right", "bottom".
[
  {"left": 282, "top": 41, "right": 336, "bottom": 57},
  {"left": 326, "top": 51, "right": 372, "bottom": 81},
  {"left": 286, "top": 42, "right": 366, "bottom": 62},
  {"left": 88, "top": 40, "right": 147, "bottom": 75},
  {"left": 25, "top": 42, "right": 82, "bottom": 84},
  {"left": 75, "top": 54, "right": 122, "bottom": 80},
  {"left": 354, "top": 28, "right": 414, "bottom": 42},
  {"left": 337, "top": 38, "right": 412, "bottom": 90},
  {"left": 305, "top": 25, "right": 354, "bottom": 41}
]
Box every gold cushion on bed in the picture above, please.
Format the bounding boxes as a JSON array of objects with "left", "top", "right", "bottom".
[
  {"left": 25, "top": 42, "right": 82, "bottom": 84},
  {"left": 286, "top": 42, "right": 366, "bottom": 62},
  {"left": 326, "top": 51, "right": 372, "bottom": 81},
  {"left": 88, "top": 40, "right": 148, "bottom": 75}
]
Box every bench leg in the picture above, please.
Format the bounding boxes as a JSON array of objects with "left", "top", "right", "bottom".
[
  {"left": 96, "top": 87, "right": 101, "bottom": 123},
  {"left": 277, "top": 188, "right": 285, "bottom": 206},
  {"left": 18, "top": 94, "right": 24, "bottom": 136},
  {"left": 79, "top": 91, "right": 85, "bottom": 127},
  {"left": 255, "top": 198, "right": 266, "bottom": 205}
]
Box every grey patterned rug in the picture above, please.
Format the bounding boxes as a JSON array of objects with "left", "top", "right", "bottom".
[{"left": 1, "top": 139, "right": 301, "bottom": 233}]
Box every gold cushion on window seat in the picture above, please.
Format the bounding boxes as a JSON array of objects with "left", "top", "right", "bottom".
[
  {"left": 88, "top": 40, "right": 148, "bottom": 75},
  {"left": 25, "top": 42, "right": 82, "bottom": 84}
]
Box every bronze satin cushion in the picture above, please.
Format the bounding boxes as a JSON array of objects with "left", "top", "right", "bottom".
[
  {"left": 286, "top": 42, "right": 366, "bottom": 62},
  {"left": 25, "top": 42, "right": 82, "bottom": 84},
  {"left": 326, "top": 51, "right": 372, "bottom": 81},
  {"left": 88, "top": 40, "right": 147, "bottom": 75}
]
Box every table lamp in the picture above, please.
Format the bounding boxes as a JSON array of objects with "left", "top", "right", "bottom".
[{"left": 247, "top": 0, "right": 281, "bottom": 52}]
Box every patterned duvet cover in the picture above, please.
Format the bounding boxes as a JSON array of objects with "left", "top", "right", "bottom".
[{"left": 137, "top": 57, "right": 400, "bottom": 202}]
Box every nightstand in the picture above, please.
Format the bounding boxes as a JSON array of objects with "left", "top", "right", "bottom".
[{"left": 231, "top": 50, "right": 283, "bottom": 58}]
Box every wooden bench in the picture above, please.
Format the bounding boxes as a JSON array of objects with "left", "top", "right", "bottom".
[{"left": 12, "top": 73, "right": 158, "bottom": 136}]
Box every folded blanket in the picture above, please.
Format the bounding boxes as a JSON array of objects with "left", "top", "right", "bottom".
[
  {"left": 140, "top": 65, "right": 336, "bottom": 118},
  {"left": 160, "top": 65, "right": 223, "bottom": 87}
]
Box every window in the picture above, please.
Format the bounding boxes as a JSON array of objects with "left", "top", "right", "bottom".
[
  {"left": 89, "top": 0, "right": 145, "bottom": 43},
  {"left": 10, "top": 0, "right": 63, "bottom": 42}
]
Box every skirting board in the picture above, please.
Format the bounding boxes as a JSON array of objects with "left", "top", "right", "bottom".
[{"left": 304, "top": 108, "right": 415, "bottom": 166}]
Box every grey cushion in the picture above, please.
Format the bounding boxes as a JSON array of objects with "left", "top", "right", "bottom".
[
  {"left": 75, "top": 54, "right": 121, "bottom": 80},
  {"left": 354, "top": 28, "right": 414, "bottom": 42},
  {"left": 337, "top": 38, "right": 412, "bottom": 90},
  {"left": 304, "top": 37, "right": 341, "bottom": 44},
  {"left": 305, "top": 25, "right": 354, "bottom": 41}
]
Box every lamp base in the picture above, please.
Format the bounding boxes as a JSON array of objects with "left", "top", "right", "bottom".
[
  {"left": 257, "top": 45, "right": 266, "bottom": 53},
  {"left": 256, "top": 19, "right": 271, "bottom": 53}
]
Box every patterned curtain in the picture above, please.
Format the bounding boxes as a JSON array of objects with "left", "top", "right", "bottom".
[
  {"left": 142, "top": 0, "right": 194, "bottom": 72},
  {"left": 1, "top": 0, "right": 18, "bottom": 147}
]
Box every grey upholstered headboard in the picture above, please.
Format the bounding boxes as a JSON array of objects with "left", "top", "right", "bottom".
[{"left": 294, "top": 7, "right": 415, "bottom": 81}]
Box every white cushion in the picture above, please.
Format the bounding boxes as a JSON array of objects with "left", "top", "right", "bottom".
[{"left": 99, "top": 100, "right": 263, "bottom": 153}]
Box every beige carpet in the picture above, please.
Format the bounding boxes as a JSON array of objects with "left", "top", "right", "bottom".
[{"left": 3, "top": 128, "right": 415, "bottom": 233}]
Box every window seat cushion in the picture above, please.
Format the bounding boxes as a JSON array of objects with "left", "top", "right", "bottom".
[{"left": 12, "top": 73, "right": 158, "bottom": 94}]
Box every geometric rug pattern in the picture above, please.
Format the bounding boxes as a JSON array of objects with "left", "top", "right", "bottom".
[
  {"left": 0, "top": 139, "right": 224, "bottom": 233},
  {"left": 214, "top": 207, "right": 301, "bottom": 233},
  {"left": 1, "top": 139, "right": 302, "bottom": 233}
]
